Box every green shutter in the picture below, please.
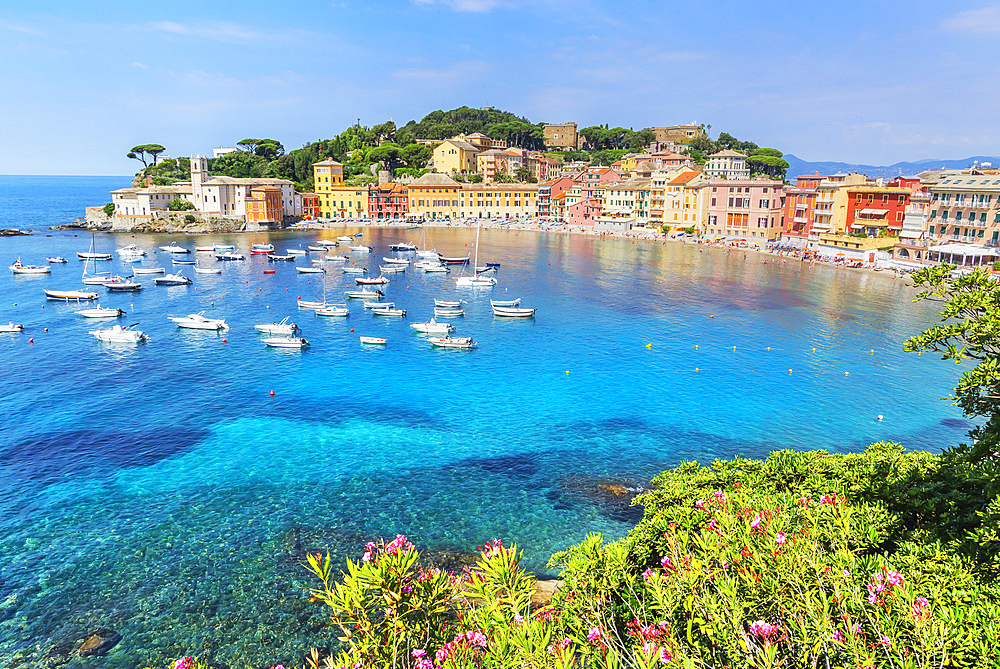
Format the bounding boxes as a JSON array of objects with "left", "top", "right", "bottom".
[
  {"left": 981, "top": 213, "right": 987, "bottom": 222},
  {"left": 930, "top": 210, "right": 936, "bottom": 218}
]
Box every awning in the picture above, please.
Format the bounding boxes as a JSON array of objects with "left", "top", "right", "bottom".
[
  {"left": 857, "top": 208, "right": 889, "bottom": 216},
  {"left": 899, "top": 229, "right": 922, "bottom": 239},
  {"left": 927, "top": 243, "right": 1000, "bottom": 257}
]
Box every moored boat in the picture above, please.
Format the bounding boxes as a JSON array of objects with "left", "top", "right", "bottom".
[
  {"left": 427, "top": 335, "right": 475, "bottom": 349},
  {"left": 159, "top": 243, "right": 190, "bottom": 254},
  {"left": 90, "top": 323, "right": 149, "bottom": 344},
  {"left": 262, "top": 336, "right": 309, "bottom": 349},
  {"left": 297, "top": 299, "right": 327, "bottom": 310},
  {"left": 389, "top": 242, "right": 417, "bottom": 251},
  {"left": 338, "top": 236, "right": 354, "bottom": 242},
  {"left": 372, "top": 307, "right": 406, "bottom": 317},
  {"left": 47, "top": 256, "right": 68, "bottom": 263},
  {"left": 316, "top": 305, "right": 349, "bottom": 317},
  {"left": 433, "top": 307, "right": 465, "bottom": 317},
  {"left": 77, "top": 251, "right": 113, "bottom": 261},
  {"left": 267, "top": 254, "right": 295, "bottom": 261},
  {"left": 356, "top": 276, "right": 389, "bottom": 285},
  {"left": 172, "top": 258, "right": 196, "bottom": 265},
  {"left": 410, "top": 319, "right": 454, "bottom": 334},
  {"left": 9, "top": 258, "right": 51, "bottom": 274},
  {"left": 153, "top": 272, "right": 192, "bottom": 286},
  {"left": 307, "top": 245, "right": 326, "bottom": 252},
  {"left": 76, "top": 305, "right": 125, "bottom": 318},
  {"left": 255, "top": 317, "right": 300, "bottom": 335},
  {"left": 194, "top": 266, "right": 222, "bottom": 274},
  {"left": 490, "top": 298, "right": 522, "bottom": 307},
  {"left": 168, "top": 312, "right": 228, "bottom": 330},
  {"left": 349, "top": 245, "right": 372, "bottom": 253},
  {"left": 439, "top": 255, "right": 470, "bottom": 264},
  {"left": 250, "top": 243, "right": 275, "bottom": 254},
  {"left": 342, "top": 266, "right": 367, "bottom": 274},
  {"left": 287, "top": 248, "right": 306, "bottom": 256},
  {"left": 0, "top": 322, "right": 25, "bottom": 333},
  {"left": 132, "top": 267, "right": 165, "bottom": 275},
  {"left": 105, "top": 278, "right": 142, "bottom": 292},
  {"left": 44, "top": 289, "right": 98, "bottom": 301},
  {"left": 213, "top": 252, "right": 245, "bottom": 261},
  {"left": 363, "top": 300, "right": 395, "bottom": 309},
  {"left": 379, "top": 265, "right": 406, "bottom": 273},
  {"left": 382, "top": 257, "right": 410, "bottom": 265},
  {"left": 434, "top": 299, "right": 463, "bottom": 308},
  {"left": 492, "top": 305, "right": 536, "bottom": 317},
  {"left": 345, "top": 289, "right": 384, "bottom": 299},
  {"left": 116, "top": 244, "right": 147, "bottom": 257},
  {"left": 297, "top": 266, "right": 325, "bottom": 274},
  {"left": 359, "top": 336, "right": 387, "bottom": 345},
  {"left": 213, "top": 243, "right": 236, "bottom": 252}
]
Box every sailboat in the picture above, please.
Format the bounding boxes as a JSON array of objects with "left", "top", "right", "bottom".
[
  {"left": 415, "top": 227, "right": 438, "bottom": 259},
  {"left": 298, "top": 271, "right": 333, "bottom": 309},
  {"left": 456, "top": 222, "right": 496, "bottom": 287},
  {"left": 81, "top": 234, "right": 112, "bottom": 285}
]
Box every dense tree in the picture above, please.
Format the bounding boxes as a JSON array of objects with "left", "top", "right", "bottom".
[
  {"left": 514, "top": 166, "right": 534, "bottom": 182},
  {"left": 127, "top": 143, "right": 166, "bottom": 167},
  {"left": 400, "top": 143, "right": 432, "bottom": 169},
  {"left": 208, "top": 151, "right": 267, "bottom": 178},
  {"left": 237, "top": 138, "right": 263, "bottom": 154},
  {"left": 167, "top": 197, "right": 195, "bottom": 211},
  {"left": 748, "top": 148, "right": 789, "bottom": 179},
  {"left": 102, "top": 202, "right": 114, "bottom": 216}
]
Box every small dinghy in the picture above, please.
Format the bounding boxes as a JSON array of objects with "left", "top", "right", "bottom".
[
  {"left": 194, "top": 266, "right": 222, "bottom": 274},
  {"left": 132, "top": 267, "right": 165, "bottom": 275},
  {"left": 172, "top": 258, "right": 196, "bottom": 265},
  {"left": 342, "top": 267, "right": 367, "bottom": 274},
  {"left": 213, "top": 252, "right": 245, "bottom": 261},
  {"left": 434, "top": 299, "right": 464, "bottom": 308},
  {"left": 359, "top": 336, "right": 386, "bottom": 345},
  {"left": 382, "top": 257, "right": 410, "bottom": 265},
  {"left": 427, "top": 335, "right": 475, "bottom": 349},
  {"left": 213, "top": 244, "right": 236, "bottom": 252},
  {"left": 363, "top": 300, "right": 395, "bottom": 309},
  {"left": 159, "top": 243, "right": 190, "bottom": 254},
  {"left": 297, "top": 266, "right": 325, "bottom": 274},
  {"left": 250, "top": 243, "right": 275, "bottom": 254},
  {"left": 422, "top": 265, "right": 449, "bottom": 273},
  {"left": 492, "top": 305, "right": 536, "bottom": 317},
  {"left": 389, "top": 242, "right": 417, "bottom": 251},
  {"left": 255, "top": 317, "right": 300, "bottom": 335},
  {"left": 372, "top": 307, "right": 406, "bottom": 317},
  {"left": 44, "top": 289, "right": 98, "bottom": 301},
  {"left": 434, "top": 307, "right": 465, "bottom": 317},
  {"left": 338, "top": 236, "right": 354, "bottom": 242},
  {"left": 297, "top": 299, "right": 327, "bottom": 310},
  {"left": 349, "top": 245, "right": 372, "bottom": 253},
  {"left": 490, "top": 298, "right": 522, "bottom": 307},
  {"left": 47, "top": 256, "right": 68, "bottom": 263},
  {"left": 356, "top": 276, "right": 389, "bottom": 285},
  {"left": 316, "top": 240, "right": 339, "bottom": 247},
  {"left": 379, "top": 265, "right": 406, "bottom": 273},
  {"left": 307, "top": 246, "right": 326, "bottom": 252},
  {"left": 105, "top": 278, "right": 142, "bottom": 292},
  {"left": 0, "top": 322, "right": 24, "bottom": 333},
  {"left": 439, "top": 256, "right": 470, "bottom": 265},
  {"left": 316, "top": 305, "right": 349, "bottom": 317},
  {"left": 324, "top": 255, "right": 349, "bottom": 263},
  {"left": 195, "top": 246, "right": 215, "bottom": 253},
  {"left": 262, "top": 336, "right": 310, "bottom": 349},
  {"left": 267, "top": 254, "right": 295, "bottom": 261},
  {"left": 76, "top": 305, "right": 125, "bottom": 318},
  {"left": 287, "top": 249, "right": 307, "bottom": 256},
  {"left": 90, "top": 323, "right": 149, "bottom": 344}
]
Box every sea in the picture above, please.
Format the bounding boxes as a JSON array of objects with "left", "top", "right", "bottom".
[{"left": 0, "top": 175, "right": 972, "bottom": 668}]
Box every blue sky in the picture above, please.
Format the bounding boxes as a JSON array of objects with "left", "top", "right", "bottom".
[{"left": 2, "top": 0, "right": 999, "bottom": 174}]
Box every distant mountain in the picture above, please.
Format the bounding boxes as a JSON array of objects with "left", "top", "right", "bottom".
[{"left": 784, "top": 154, "right": 1000, "bottom": 180}]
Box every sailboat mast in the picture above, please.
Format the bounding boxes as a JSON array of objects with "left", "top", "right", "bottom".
[{"left": 473, "top": 222, "right": 480, "bottom": 270}]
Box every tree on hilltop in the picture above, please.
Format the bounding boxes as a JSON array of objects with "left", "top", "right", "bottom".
[{"left": 127, "top": 144, "right": 166, "bottom": 167}]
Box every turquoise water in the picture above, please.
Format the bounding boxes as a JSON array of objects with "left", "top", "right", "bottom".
[{"left": 0, "top": 176, "right": 971, "bottom": 668}]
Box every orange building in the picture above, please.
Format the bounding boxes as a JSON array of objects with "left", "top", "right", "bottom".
[
  {"left": 245, "top": 185, "right": 284, "bottom": 225},
  {"left": 301, "top": 193, "right": 320, "bottom": 219}
]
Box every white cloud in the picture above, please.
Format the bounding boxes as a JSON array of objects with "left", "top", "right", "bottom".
[
  {"left": 146, "top": 20, "right": 312, "bottom": 43},
  {"left": 411, "top": 0, "right": 512, "bottom": 12},
  {"left": 393, "top": 60, "right": 490, "bottom": 80},
  {"left": 131, "top": 61, "right": 149, "bottom": 69},
  {"left": 0, "top": 18, "right": 45, "bottom": 37},
  {"left": 942, "top": 6, "right": 1000, "bottom": 34}
]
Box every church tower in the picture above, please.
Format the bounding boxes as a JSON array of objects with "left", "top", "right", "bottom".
[{"left": 191, "top": 155, "right": 209, "bottom": 208}]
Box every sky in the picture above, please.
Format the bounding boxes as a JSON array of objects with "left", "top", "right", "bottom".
[{"left": 2, "top": 0, "right": 1000, "bottom": 175}]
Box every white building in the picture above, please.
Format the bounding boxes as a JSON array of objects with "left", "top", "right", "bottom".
[
  {"left": 213, "top": 147, "right": 239, "bottom": 158},
  {"left": 704, "top": 150, "right": 750, "bottom": 180}
]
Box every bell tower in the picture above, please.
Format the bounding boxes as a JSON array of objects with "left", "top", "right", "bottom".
[{"left": 191, "top": 154, "right": 209, "bottom": 207}]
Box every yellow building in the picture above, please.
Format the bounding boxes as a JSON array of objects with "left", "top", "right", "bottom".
[
  {"left": 407, "top": 173, "right": 463, "bottom": 220},
  {"left": 312, "top": 159, "right": 358, "bottom": 218},
  {"left": 324, "top": 186, "right": 369, "bottom": 219},
  {"left": 459, "top": 183, "right": 538, "bottom": 219},
  {"left": 661, "top": 170, "right": 707, "bottom": 230},
  {"left": 432, "top": 138, "right": 483, "bottom": 175}
]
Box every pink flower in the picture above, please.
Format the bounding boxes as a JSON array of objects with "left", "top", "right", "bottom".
[
  {"left": 878, "top": 635, "right": 891, "bottom": 647},
  {"left": 695, "top": 499, "right": 706, "bottom": 509},
  {"left": 412, "top": 650, "right": 432, "bottom": 669},
  {"left": 174, "top": 659, "right": 193, "bottom": 669},
  {"left": 750, "top": 513, "right": 762, "bottom": 530},
  {"left": 912, "top": 597, "right": 930, "bottom": 619},
  {"left": 749, "top": 620, "right": 781, "bottom": 644},
  {"left": 660, "top": 554, "right": 674, "bottom": 569},
  {"left": 831, "top": 630, "right": 844, "bottom": 643},
  {"left": 884, "top": 569, "right": 903, "bottom": 587},
  {"left": 842, "top": 570, "right": 851, "bottom": 578},
  {"left": 713, "top": 490, "right": 728, "bottom": 504},
  {"left": 797, "top": 496, "right": 811, "bottom": 506},
  {"left": 707, "top": 519, "right": 724, "bottom": 536},
  {"left": 513, "top": 614, "right": 524, "bottom": 626},
  {"left": 642, "top": 568, "right": 657, "bottom": 583},
  {"left": 587, "top": 627, "right": 602, "bottom": 643},
  {"left": 402, "top": 584, "right": 413, "bottom": 594},
  {"left": 775, "top": 532, "right": 787, "bottom": 545}
]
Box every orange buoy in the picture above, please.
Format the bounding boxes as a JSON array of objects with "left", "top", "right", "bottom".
[
  {"left": 222, "top": 338, "right": 227, "bottom": 343},
  {"left": 44, "top": 328, "right": 48, "bottom": 332},
  {"left": 350, "top": 328, "right": 355, "bottom": 332},
  {"left": 28, "top": 338, "right": 33, "bottom": 343},
  {"left": 270, "top": 390, "right": 275, "bottom": 396}
]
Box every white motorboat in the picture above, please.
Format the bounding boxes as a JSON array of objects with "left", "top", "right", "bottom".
[
  {"left": 427, "top": 335, "right": 475, "bottom": 349},
  {"left": 316, "top": 305, "right": 349, "bottom": 317},
  {"left": 297, "top": 299, "right": 327, "bottom": 309},
  {"left": 338, "top": 236, "right": 354, "bottom": 242},
  {"left": 267, "top": 254, "right": 295, "bottom": 261},
  {"left": 434, "top": 307, "right": 465, "bottom": 317},
  {"left": 389, "top": 242, "right": 417, "bottom": 251},
  {"left": 44, "top": 289, "right": 98, "bottom": 301},
  {"left": 214, "top": 252, "right": 245, "bottom": 261},
  {"left": 342, "top": 267, "right": 367, "bottom": 274},
  {"left": 262, "top": 336, "right": 309, "bottom": 349},
  {"left": 410, "top": 319, "right": 454, "bottom": 334},
  {"left": 316, "top": 240, "right": 339, "bottom": 247},
  {"left": 90, "top": 323, "right": 149, "bottom": 344},
  {"left": 287, "top": 249, "right": 306, "bottom": 256},
  {"left": 46, "top": 256, "right": 68, "bottom": 263},
  {"left": 372, "top": 307, "right": 406, "bottom": 317},
  {"left": 255, "top": 317, "right": 300, "bottom": 335},
  {"left": 250, "top": 243, "right": 275, "bottom": 255},
  {"left": 159, "top": 243, "right": 190, "bottom": 254},
  {"left": 116, "top": 244, "right": 147, "bottom": 257},
  {"left": 172, "top": 258, "right": 196, "bottom": 265},
  {"left": 359, "top": 336, "right": 386, "bottom": 345},
  {"left": 415, "top": 249, "right": 439, "bottom": 259},
  {"left": 297, "top": 266, "right": 325, "bottom": 274},
  {"left": 9, "top": 258, "right": 51, "bottom": 274},
  {"left": 434, "top": 299, "right": 463, "bottom": 308},
  {"left": 492, "top": 305, "right": 536, "bottom": 317},
  {"left": 382, "top": 257, "right": 410, "bottom": 265},
  {"left": 349, "top": 245, "right": 372, "bottom": 253},
  {"left": 132, "top": 267, "right": 165, "bottom": 275},
  {"left": 77, "top": 251, "right": 112, "bottom": 261},
  {"left": 422, "top": 265, "right": 449, "bottom": 273},
  {"left": 169, "top": 312, "right": 228, "bottom": 330},
  {"left": 363, "top": 300, "right": 395, "bottom": 309},
  {"left": 324, "top": 255, "right": 349, "bottom": 263},
  {"left": 154, "top": 272, "right": 192, "bottom": 286},
  {"left": 105, "top": 277, "right": 142, "bottom": 292},
  {"left": 356, "top": 276, "right": 389, "bottom": 285},
  {"left": 490, "top": 298, "right": 522, "bottom": 307},
  {"left": 213, "top": 244, "right": 236, "bottom": 252},
  {"left": 307, "top": 245, "right": 326, "bottom": 252},
  {"left": 379, "top": 265, "right": 406, "bottom": 273},
  {"left": 82, "top": 272, "right": 113, "bottom": 285},
  {"left": 439, "top": 255, "right": 470, "bottom": 265},
  {"left": 194, "top": 266, "right": 222, "bottom": 274},
  {"left": 345, "top": 289, "right": 384, "bottom": 299},
  {"left": 76, "top": 305, "right": 125, "bottom": 318},
  {"left": 0, "top": 322, "right": 24, "bottom": 333},
  {"left": 195, "top": 246, "right": 215, "bottom": 253}
]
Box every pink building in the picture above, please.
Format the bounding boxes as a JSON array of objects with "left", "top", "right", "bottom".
[
  {"left": 565, "top": 197, "right": 602, "bottom": 226},
  {"left": 704, "top": 178, "right": 785, "bottom": 242}
]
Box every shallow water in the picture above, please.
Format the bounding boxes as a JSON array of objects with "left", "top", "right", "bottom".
[{"left": 0, "top": 176, "right": 971, "bottom": 667}]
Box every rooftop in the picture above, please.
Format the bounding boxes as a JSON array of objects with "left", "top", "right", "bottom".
[{"left": 408, "top": 172, "right": 462, "bottom": 188}]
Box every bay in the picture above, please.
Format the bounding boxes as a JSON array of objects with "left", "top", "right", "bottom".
[{"left": 0, "top": 176, "right": 970, "bottom": 668}]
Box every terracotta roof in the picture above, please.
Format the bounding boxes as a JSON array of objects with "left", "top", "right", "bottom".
[
  {"left": 439, "top": 139, "right": 481, "bottom": 152},
  {"left": 709, "top": 149, "right": 745, "bottom": 158},
  {"left": 204, "top": 176, "right": 293, "bottom": 186},
  {"left": 634, "top": 161, "right": 655, "bottom": 171},
  {"left": 313, "top": 159, "right": 343, "bottom": 166},
  {"left": 668, "top": 171, "right": 701, "bottom": 185},
  {"left": 409, "top": 172, "right": 462, "bottom": 187}
]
